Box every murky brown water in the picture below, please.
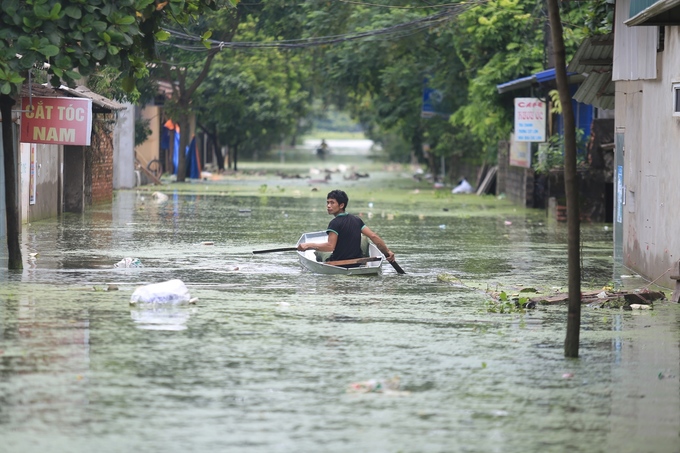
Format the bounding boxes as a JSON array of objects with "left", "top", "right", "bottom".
[{"left": 1, "top": 185, "right": 679, "bottom": 453}]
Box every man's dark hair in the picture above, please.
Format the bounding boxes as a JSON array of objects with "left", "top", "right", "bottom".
[{"left": 327, "top": 189, "right": 349, "bottom": 210}]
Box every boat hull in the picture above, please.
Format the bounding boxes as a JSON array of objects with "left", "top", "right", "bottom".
[{"left": 296, "top": 231, "right": 383, "bottom": 275}]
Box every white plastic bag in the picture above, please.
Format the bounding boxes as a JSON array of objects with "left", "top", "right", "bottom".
[
  {"left": 130, "top": 279, "right": 191, "bottom": 305},
  {"left": 452, "top": 178, "right": 473, "bottom": 194}
]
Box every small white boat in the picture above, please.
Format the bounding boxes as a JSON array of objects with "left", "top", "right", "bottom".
[{"left": 296, "top": 231, "right": 384, "bottom": 275}]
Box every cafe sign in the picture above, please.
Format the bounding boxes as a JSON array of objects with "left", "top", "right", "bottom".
[
  {"left": 514, "top": 97, "right": 546, "bottom": 142},
  {"left": 20, "top": 97, "right": 92, "bottom": 146}
]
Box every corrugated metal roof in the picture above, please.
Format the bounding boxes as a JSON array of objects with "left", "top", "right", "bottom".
[
  {"left": 496, "top": 74, "right": 535, "bottom": 94},
  {"left": 19, "top": 83, "right": 126, "bottom": 112},
  {"left": 566, "top": 34, "right": 615, "bottom": 110},
  {"left": 496, "top": 68, "right": 583, "bottom": 94},
  {"left": 573, "top": 72, "right": 615, "bottom": 110},
  {"left": 567, "top": 34, "right": 613, "bottom": 74},
  {"left": 59, "top": 86, "right": 126, "bottom": 111},
  {"left": 626, "top": 0, "right": 680, "bottom": 25},
  {"left": 534, "top": 68, "right": 558, "bottom": 84}
]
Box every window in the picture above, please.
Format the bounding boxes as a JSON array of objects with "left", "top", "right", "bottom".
[
  {"left": 658, "top": 26, "right": 665, "bottom": 52},
  {"left": 674, "top": 83, "right": 680, "bottom": 117}
]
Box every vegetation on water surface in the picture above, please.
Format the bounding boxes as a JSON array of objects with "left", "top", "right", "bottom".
[{"left": 129, "top": 165, "right": 534, "bottom": 220}]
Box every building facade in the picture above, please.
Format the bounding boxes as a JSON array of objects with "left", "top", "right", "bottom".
[{"left": 613, "top": 0, "right": 680, "bottom": 287}]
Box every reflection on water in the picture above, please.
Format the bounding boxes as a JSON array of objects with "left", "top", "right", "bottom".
[
  {"left": 130, "top": 306, "right": 193, "bottom": 331},
  {"left": 130, "top": 304, "right": 195, "bottom": 331},
  {"left": 0, "top": 190, "right": 678, "bottom": 452}
]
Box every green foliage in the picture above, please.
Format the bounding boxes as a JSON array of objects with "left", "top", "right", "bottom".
[
  {"left": 533, "top": 127, "right": 587, "bottom": 174},
  {"left": 140, "top": 0, "right": 609, "bottom": 173},
  {"left": 193, "top": 14, "right": 313, "bottom": 160},
  {"left": 583, "top": 0, "right": 615, "bottom": 35},
  {"left": 485, "top": 291, "right": 530, "bottom": 314},
  {"left": 448, "top": 0, "right": 599, "bottom": 161},
  {"left": 311, "top": 105, "right": 363, "bottom": 134},
  {"left": 134, "top": 117, "right": 152, "bottom": 147},
  {"left": 0, "top": 0, "right": 219, "bottom": 96}
]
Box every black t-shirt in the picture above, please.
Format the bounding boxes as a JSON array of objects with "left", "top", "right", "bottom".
[{"left": 327, "top": 213, "right": 365, "bottom": 261}]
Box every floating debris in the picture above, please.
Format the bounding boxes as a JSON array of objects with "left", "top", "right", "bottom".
[
  {"left": 532, "top": 288, "right": 665, "bottom": 309},
  {"left": 152, "top": 191, "right": 169, "bottom": 203},
  {"left": 92, "top": 284, "right": 119, "bottom": 292},
  {"left": 130, "top": 279, "right": 191, "bottom": 305},
  {"left": 114, "top": 257, "right": 143, "bottom": 268},
  {"left": 348, "top": 376, "right": 405, "bottom": 394},
  {"left": 437, "top": 273, "right": 462, "bottom": 284}
]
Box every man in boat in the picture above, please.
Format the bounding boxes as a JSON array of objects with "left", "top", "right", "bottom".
[{"left": 297, "top": 189, "right": 396, "bottom": 265}]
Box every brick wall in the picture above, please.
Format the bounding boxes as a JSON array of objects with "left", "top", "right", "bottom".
[{"left": 85, "top": 115, "right": 115, "bottom": 206}]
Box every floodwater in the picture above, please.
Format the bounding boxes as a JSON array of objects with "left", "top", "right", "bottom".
[{"left": 1, "top": 180, "right": 679, "bottom": 452}]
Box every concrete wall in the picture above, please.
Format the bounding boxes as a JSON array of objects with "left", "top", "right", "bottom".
[
  {"left": 497, "top": 140, "right": 534, "bottom": 208},
  {"left": 113, "top": 104, "right": 136, "bottom": 189},
  {"left": 615, "top": 26, "right": 680, "bottom": 288},
  {"left": 135, "top": 105, "right": 162, "bottom": 169},
  {"left": 19, "top": 143, "right": 61, "bottom": 223}
]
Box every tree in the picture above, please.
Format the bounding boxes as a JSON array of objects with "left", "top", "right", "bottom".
[
  {"left": 314, "top": 4, "right": 475, "bottom": 172},
  {"left": 546, "top": 0, "right": 581, "bottom": 358},
  {"left": 0, "top": 0, "right": 218, "bottom": 269},
  {"left": 152, "top": 1, "right": 239, "bottom": 181},
  {"left": 197, "top": 52, "right": 311, "bottom": 170}
]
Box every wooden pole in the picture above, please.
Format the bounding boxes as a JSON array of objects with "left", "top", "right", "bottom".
[
  {"left": 1, "top": 94, "right": 23, "bottom": 270},
  {"left": 546, "top": 0, "right": 581, "bottom": 358}
]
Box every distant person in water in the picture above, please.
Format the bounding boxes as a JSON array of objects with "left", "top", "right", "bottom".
[
  {"left": 297, "top": 189, "right": 396, "bottom": 263},
  {"left": 316, "top": 139, "right": 329, "bottom": 159}
]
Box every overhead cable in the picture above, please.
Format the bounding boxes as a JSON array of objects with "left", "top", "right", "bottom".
[{"left": 160, "top": 3, "right": 479, "bottom": 52}]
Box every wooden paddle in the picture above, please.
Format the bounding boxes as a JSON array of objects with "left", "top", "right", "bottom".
[
  {"left": 389, "top": 261, "right": 406, "bottom": 274},
  {"left": 252, "top": 247, "right": 298, "bottom": 254}
]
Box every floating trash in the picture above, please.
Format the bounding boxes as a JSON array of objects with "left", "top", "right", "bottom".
[
  {"left": 152, "top": 192, "right": 169, "bottom": 203},
  {"left": 114, "top": 257, "right": 143, "bottom": 268},
  {"left": 348, "top": 377, "right": 402, "bottom": 394},
  {"left": 130, "top": 279, "right": 192, "bottom": 305}
]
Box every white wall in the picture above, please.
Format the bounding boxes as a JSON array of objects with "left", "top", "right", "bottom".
[
  {"left": 615, "top": 25, "right": 680, "bottom": 287},
  {"left": 19, "top": 142, "right": 61, "bottom": 223},
  {"left": 113, "top": 103, "right": 136, "bottom": 189}
]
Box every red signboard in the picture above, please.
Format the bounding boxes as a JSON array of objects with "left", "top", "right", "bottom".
[{"left": 20, "top": 97, "right": 93, "bottom": 146}]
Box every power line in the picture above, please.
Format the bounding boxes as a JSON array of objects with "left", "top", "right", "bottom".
[
  {"left": 160, "top": 2, "right": 480, "bottom": 52},
  {"left": 336, "top": 0, "right": 473, "bottom": 9}
]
